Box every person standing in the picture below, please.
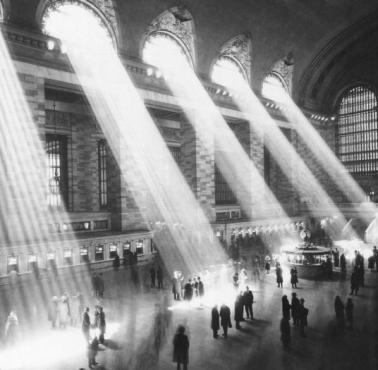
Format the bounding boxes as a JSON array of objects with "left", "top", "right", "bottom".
[
  {"left": 98, "top": 273, "right": 105, "bottom": 298},
  {"left": 345, "top": 298, "right": 354, "bottom": 329},
  {"left": 184, "top": 279, "right": 193, "bottom": 301},
  {"left": 82, "top": 307, "right": 91, "bottom": 342},
  {"left": 350, "top": 268, "right": 360, "bottom": 296},
  {"left": 282, "top": 295, "right": 291, "bottom": 321},
  {"left": 4, "top": 311, "right": 19, "bottom": 346},
  {"left": 157, "top": 266, "right": 163, "bottom": 289},
  {"left": 276, "top": 263, "right": 283, "bottom": 288},
  {"left": 280, "top": 317, "right": 291, "bottom": 349},
  {"left": 211, "top": 305, "right": 220, "bottom": 338},
  {"left": 299, "top": 298, "right": 309, "bottom": 337},
  {"left": 87, "top": 336, "right": 99, "bottom": 369},
  {"left": 198, "top": 277, "right": 204, "bottom": 298},
  {"left": 340, "top": 253, "right": 346, "bottom": 275},
  {"left": 290, "top": 267, "right": 298, "bottom": 288},
  {"left": 219, "top": 304, "right": 232, "bottom": 338},
  {"left": 291, "top": 293, "right": 300, "bottom": 327},
  {"left": 173, "top": 325, "right": 189, "bottom": 370},
  {"left": 98, "top": 306, "right": 106, "bottom": 344},
  {"left": 334, "top": 296, "right": 345, "bottom": 328},
  {"left": 243, "top": 286, "right": 254, "bottom": 320},
  {"left": 113, "top": 252, "right": 120, "bottom": 271},
  {"left": 234, "top": 293, "right": 244, "bottom": 329},
  {"left": 150, "top": 266, "right": 156, "bottom": 288}
]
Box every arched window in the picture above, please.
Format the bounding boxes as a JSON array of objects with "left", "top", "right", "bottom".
[
  {"left": 40, "top": 1, "right": 116, "bottom": 51},
  {"left": 336, "top": 86, "right": 378, "bottom": 174},
  {"left": 211, "top": 56, "right": 247, "bottom": 88},
  {"left": 261, "top": 73, "right": 288, "bottom": 101},
  {"left": 143, "top": 32, "right": 192, "bottom": 71}
]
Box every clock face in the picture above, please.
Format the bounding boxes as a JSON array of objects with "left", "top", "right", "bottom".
[{"left": 300, "top": 229, "right": 311, "bottom": 240}]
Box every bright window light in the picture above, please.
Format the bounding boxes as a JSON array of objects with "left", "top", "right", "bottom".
[
  {"left": 262, "top": 73, "right": 288, "bottom": 102},
  {"left": 211, "top": 56, "right": 246, "bottom": 89},
  {"left": 143, "top": 33, "right": 192, "bottom": 72},
  {"left": 41, "top": 2, "right": 114, "bottom": 51},
  {"left": 0, "top": 1, "right": 3, "bottom": 22}
]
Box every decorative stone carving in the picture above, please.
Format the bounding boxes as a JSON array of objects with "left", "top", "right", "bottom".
[
  {"left": 219, "top": 33, "right": 252, "bottom": 81},
  {"left": 269, "top": 53, "right": 294, "bottom": 94},
  {"left": 146, "top": 7, "right": 195, "bottom": 66}
]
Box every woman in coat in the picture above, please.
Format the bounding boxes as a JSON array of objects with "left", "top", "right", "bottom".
[
  {"left": 211, "top": 305, "right": 220, "bottom": 338},
  {"left": 219, "top": 304, "right": 232, "bottom": 338}
]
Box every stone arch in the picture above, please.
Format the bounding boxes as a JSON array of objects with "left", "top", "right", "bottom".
[
  {"left": 267, "top": 52, "right": 294, "bottom": 95},
  {"left": 215, "top": 32, "right": 252, "bottom": 83},
  {"left": 36, "top": 0, "right": 120, "bottom": 49},
  {"left": 143, "top": 6, "right": 196, "bottom": 68}
]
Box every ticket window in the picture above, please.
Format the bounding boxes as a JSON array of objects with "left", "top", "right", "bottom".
[
  {"left": 47, "top": 253, "right": 57, "bottom": 273},
  {"left": 63, "top": 249, "right": 73, "bottom": 265},
  {"left": 136, "top": 240, "right": 144, "bottom": 255},
  {"left": 109, "top": 244, "right": 118, "bottom": 259},
  {"left": 28, "top": 255, "right": 38, "bottom": 273},
  {"left": 123, "top": 242, "right": 131, "bottom": 258},
  {"left": 80, "top": 246, "right": 89, "bottom": 263},
  {"left": 95, "top": 245, "right": 104, "bottom": 261},
  {"left": 7, "top": 256, "right": 18, "bottom": 273}
]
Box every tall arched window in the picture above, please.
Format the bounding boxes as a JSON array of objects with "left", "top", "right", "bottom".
[
  {"left": 261, "top": 73, "right": 288, "bottom": 101},
  {"left": 40, "top": 1, "right": 116, "bottom": 51},
  {"left": 336, "top": 86, "right": 378, "bottom": 174},
  {"left": 143, "top": 32, "right": 193, "bottom": 71},
  {"left": 211, "top": 56, "right": 247, "bottom": 89}
]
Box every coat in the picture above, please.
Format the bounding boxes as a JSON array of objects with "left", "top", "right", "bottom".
[
  {"left": 219, "top": 305, "right": 231, "bottom": 327},
  {"left": 173, "top": 332, "right": 189, "bottom": 364},
  {"left": 234, "top": 295, "right": 244, "bottom": 321},
  {"left": 243, "top": 290, "right": 253, "bottom": 306},
  {"left": 211, "top": 307, "right": 220, "bottom": 330},
  {"left": 276, "top": 267, "right": 283, "bottom": 283},
  {"left": 280, "top": 318, "right": 291, "bottom": 343},
  {"left": 282, "top": 298, "right": 291, "bottom": 320},
  {"left": 291, "top": 297, "right": 300, "bottom": 319}
]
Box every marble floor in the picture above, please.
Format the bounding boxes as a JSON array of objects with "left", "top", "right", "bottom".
[{"left": 0, "top": 263, "right": 377, "bottom": 370}]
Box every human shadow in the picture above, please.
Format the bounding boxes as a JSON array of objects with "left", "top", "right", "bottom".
[{"left": 104, "top": 339, "right": 122, "bottom": 350}]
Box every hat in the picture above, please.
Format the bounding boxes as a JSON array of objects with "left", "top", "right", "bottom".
[{"left": 300, "top": 298, "right": 305, "bottom": 302}]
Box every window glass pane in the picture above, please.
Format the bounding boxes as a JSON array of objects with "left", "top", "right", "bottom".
[
  {"left": 337, "top": 86, "right": 378, "bottom": 175},
  {"left": 98, "top": 140, "right": 108, "bottom": 208},
  {"left": 215, "top": 165, "right": 237, "bottom": 205}
]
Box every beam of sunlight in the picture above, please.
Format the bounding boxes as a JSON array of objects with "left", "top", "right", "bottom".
[
  {"left": 143, "top": 35, "right": 289, "bottom": 222},
  {"left": 275, "top": 89, "right": 376, "bottom": 224},
  {"left": 0, "top": 29, "right": 93, "bottom": 348},
  {"left": 227, "top": 79, "right": 357, "bottom": 240},
  {"left": 49, "top": 11, "right": 228, "bottom": 278}
]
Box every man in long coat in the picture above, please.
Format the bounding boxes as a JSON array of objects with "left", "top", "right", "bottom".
[
  {"left": 291, "top": 292, "right": 300, "bottom": 327},
  {"left": 211, "top": 305, "right": 220, "bottom": 338},
  {"left": 234, "top": 293, "right": 244, "bottom": 329},
  {"left": 173, "top": 325, "right": 189, "bottom": 370},
  {"left": 82, "top": 307, "right": 91, "bottom": 342},
  {"left": 219, "top": 304, "right": 231, "bottom": 338},
  {"left": 243, "top": 286, "right": 254, "bottom": 319}
]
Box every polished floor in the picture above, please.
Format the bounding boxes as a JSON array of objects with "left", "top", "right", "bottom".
[{"left": 0, "top": 262, "right": 377, "bottom": 370}]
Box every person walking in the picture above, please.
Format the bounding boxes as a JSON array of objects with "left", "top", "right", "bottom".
[
  {"left": 291, "top": 292, "right": 300, "bottom": 327},
  {"left": 243, "top": 286, "right": 254, "bottom": 320},
  {"left": 211, "top": 305, "right": 220, "bottom": 338},
  {"left": 276, "top": 263, "right": 283, "bottom": 288},
  {"left": 173, "top": 325, "right": 189, "bottom": 370},
  {"left": 219, "top": 304, "right": 232, "bottom": 338},
  {"left": 299, "top": 298, "right": 309, "bottom": 337},
  {"left": 340, "top": 253, "right": 346, "bottom": 275},
  {"left": 334, "top": 296, "right": 345, "bottom": 328},
  {"left": 282, "top": 295, "right": 291, "bottom": 321},
  {"left": 345, "top": 298, "right": 354, "bottom": 329}
]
